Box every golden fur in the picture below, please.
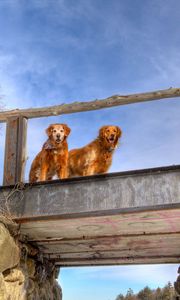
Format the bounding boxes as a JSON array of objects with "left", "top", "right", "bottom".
[
  {"left": 29, "top": 123, "right": 71, "bottom": 182},
  {"left": 68, "top": 125, "right": 122, "bottom": 177}
]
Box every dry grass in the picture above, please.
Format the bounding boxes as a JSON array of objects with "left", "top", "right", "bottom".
[{"left": 0, "top": 183, "right": 26, "bottom": 234}]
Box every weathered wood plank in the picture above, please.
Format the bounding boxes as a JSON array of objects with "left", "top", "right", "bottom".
[
  {"left": 16, "top": 117, "right": 27, "bottom": 182},
  {"left": 47, "top": 250, "right": 180, "bottom": 260},
  {"left": 54, "top": 256, "right": 180, "bottom": 266},
  {"left": 47, "top": 249, "right": 180, "bottom": 261},
  {"left": 19, "top": 207, "right": 180, "bottom": 265},
  {"left": 3, "top": 118, "right": 19, "bottom": 185},
  {"left": 0, "top": 87, "right": 180, "bottom": 122},
  {"left": 35, "top": 232, "right": 180, "bottom": 265},
  {"left": 36, "top": 233, "right": 180, "bottom": 255},
  {"left": 3, "top": 117, "right": 27, "bottom": 185},
  {"left": 20, "top": 209, "right": 180, "bottom": 240}
]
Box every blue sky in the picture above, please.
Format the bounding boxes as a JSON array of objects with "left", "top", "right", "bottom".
[
  {"left": 0, "top": 0, "right": 180, "bottom": 299},
  {"left": 61, "top": 265, "right": 178, "bottom": 300}
]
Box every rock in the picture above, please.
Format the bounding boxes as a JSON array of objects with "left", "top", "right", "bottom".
[
  {"left": 0, "top": 222, "right": 62, "bottom": 300},
  {"left": 0, "top": 215, "right": 18, "bottom": 236},
  {"left": 174, "top": 274, "right": 180, "bottom": 295},
  {"left": 26, "top": 258, "right": 36, "bottom": 278},
  {"left": 4, "top": 268, "right": 25, "bottom": 284},
  {"left": 53, "top": 280, "right": 62, "bottom": 300},
  {"left": 0, "top": 223, "right": 20, "bottom": 272},
  {"left": 0, "top": 273, "right": 7, "bottom": 300},
  {"left": 4, "top": 281, "right": 26, "bottom": 300},
  {"left": 39, "top": 280, "right": 52, "bottom": 298},
  {"left": 3, "top": 268, "right": 26, "bottom": 300},
  {"left": 54, "top": 267, "right": 60, "bottom": 279},
  {"left": 27, "top": 278, "right": 35, "bottom": 295}
]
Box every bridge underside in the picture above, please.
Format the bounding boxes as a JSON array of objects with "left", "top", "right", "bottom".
[{"left": 1, "top": 166, "right": 180, "bottom": 266}]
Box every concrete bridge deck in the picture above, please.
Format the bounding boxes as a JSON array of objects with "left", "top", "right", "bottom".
[{"left": 0, "top": 165, "right": 180, "bottom": 266}]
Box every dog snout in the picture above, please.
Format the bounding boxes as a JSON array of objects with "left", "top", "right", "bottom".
[
  {"left": 56, "top": 134, "right": 60, "bottom": 139},
  {"left": 110, "top": 134, "right": 115, "bottom": 138}
]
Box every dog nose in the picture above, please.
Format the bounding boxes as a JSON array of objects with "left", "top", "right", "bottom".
[
  {"left": 56, "top": 134, "right": 60, "bottom": 138},
  {"left": 110, "top": 134, "right": 114, "bottom": 138}
]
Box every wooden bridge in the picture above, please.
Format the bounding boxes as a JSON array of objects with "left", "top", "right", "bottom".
[{"left": 0, "top": 88, "right": 180, "bottom": 267}]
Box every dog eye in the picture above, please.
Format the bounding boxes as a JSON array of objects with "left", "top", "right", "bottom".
[
  {"left": 60, "top": 130, "right": 64, "bottom": 133},
  {"left": 53, "top": 129, "right": 56, "bottom": 133}
]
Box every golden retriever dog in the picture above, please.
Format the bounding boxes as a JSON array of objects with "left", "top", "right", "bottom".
[
  {"left": 68, "top": 125, "right": 122, "bottom": 177},
  {"left": 29, "top": 123, "right": 71, "bottom": 182}
]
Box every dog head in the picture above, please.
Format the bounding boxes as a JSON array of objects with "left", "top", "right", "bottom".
[
  {"left": 46, "top": 123, "right": 71, "bottom": 144},
  {"left": 99, "top": 125, "right": 122, "bottom": 149}
]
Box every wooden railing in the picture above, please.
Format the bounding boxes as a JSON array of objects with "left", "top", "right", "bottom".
[{"left": 1, "top": 87, "right": 180, "bottom": 185}]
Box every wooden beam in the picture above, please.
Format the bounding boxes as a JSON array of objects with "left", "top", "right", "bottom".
[
  {"left": 3, "top": 117, "right": 27, "bottom": 185},
  {"left": 3, "top": 117, "right": 18, "bottom": 185},
  {"left": 54, "top": 256, "right": 180, "bottom": 266},
  {"left": 16, "top": 117, "right": 28, "bottom": 182},
  {"left": 37, "top": 233, "right": 180, "bottom": 258},
  {"left": 34, "top": 231, "right": 180, "bottom": 265},
  {"left": 0, "top": 87, "right": 180, "bottom": 122},
  {"left": 2, "top": 165, "right": 179, "bottom": 220}
]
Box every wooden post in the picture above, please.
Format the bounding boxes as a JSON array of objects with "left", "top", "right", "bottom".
[
  {"left": 16, "top": 117, "right": 28, "bottom": 183},
  {"left": 3, "top": 117, "right": 27, "bottom": 185}
]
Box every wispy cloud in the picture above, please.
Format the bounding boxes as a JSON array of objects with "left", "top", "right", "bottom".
[
  {"left": 0, "top": 0, "right": 180, "bottom": 110},
  {"left": 69, "top": 264, "right": 178, "bottom": 285}
]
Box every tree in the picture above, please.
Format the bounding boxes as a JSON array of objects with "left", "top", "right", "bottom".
[
  {"left": 137, "top": 286, "right": 153, "bottom": 300},
  {"left": 115, "top": 294, "right": 124, "bottom": 300},
  {"left": 154, "top": 287, "right": 163, "bottom": 300},
  {"left": 114, "top": 282, "right": 177, "bottom": 300},
  {"left": 162, "top": 282, "right": 176, "bottom": 300},
  {"left": 125, "top": 288, "right": 136, "bottom": 300}
]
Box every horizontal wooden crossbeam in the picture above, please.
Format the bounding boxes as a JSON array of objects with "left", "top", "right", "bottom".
[{"left": 0, "top": 87, "right": 180, "bottom": 122}]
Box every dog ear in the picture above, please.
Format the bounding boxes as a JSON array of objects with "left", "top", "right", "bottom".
[
  {"left": 46, "top": 124, "right": 54, "bottom": 137},
  {"left": 99, "top": 126, "right": 108, "bottom": 139},
  {"left": 116, "top": 126, "right": 122, "bottom": 138},
  {"left": 63, "top": 124, "right": 71, "bottom": 137}
]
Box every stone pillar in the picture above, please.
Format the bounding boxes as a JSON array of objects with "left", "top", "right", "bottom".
[
  {"left": 0, "top": 221, "right": 62, "bottom": 300},
  {"left": 0, "top": 222, "right": 20, "bottom": 272}
]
